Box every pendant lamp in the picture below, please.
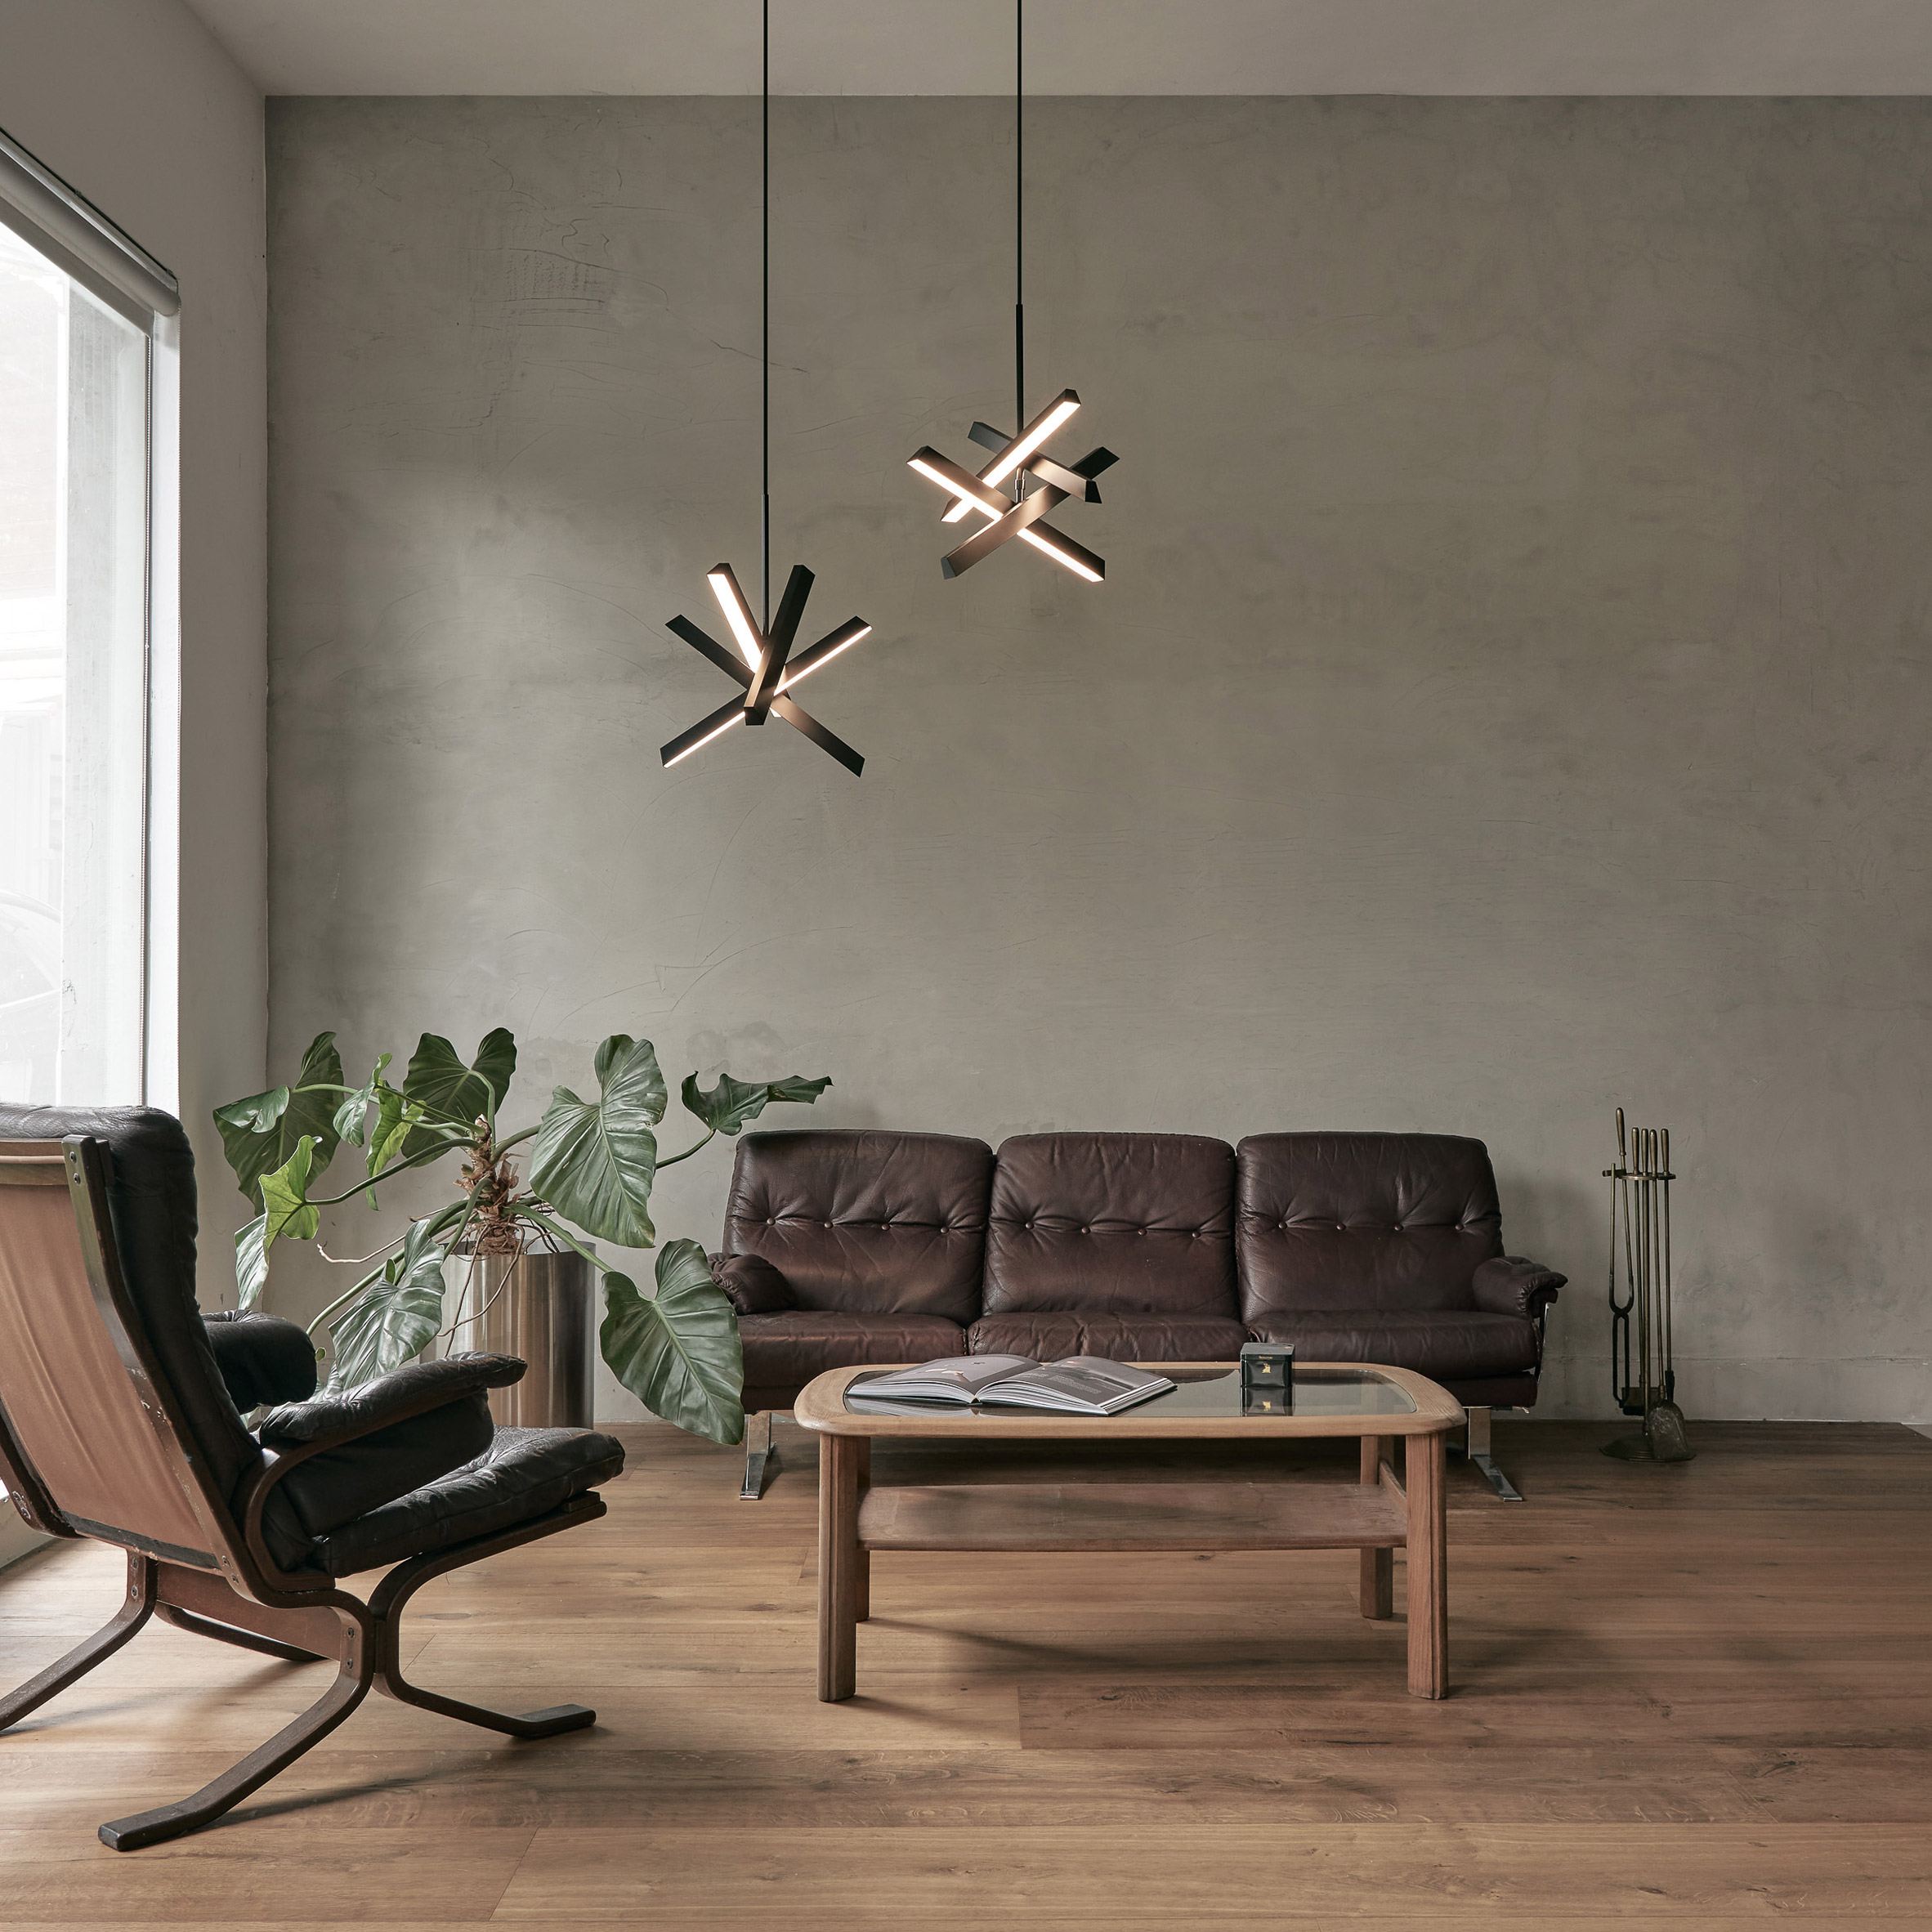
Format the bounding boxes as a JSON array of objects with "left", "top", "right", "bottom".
[
  {"left": 906, "top": 0, "right": 1117, "bottom": 582},
  {"left": 660, "top": 2, "right": 872, "bottom": 776}
]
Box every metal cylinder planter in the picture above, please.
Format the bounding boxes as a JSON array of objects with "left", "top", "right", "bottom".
[{"left": 440, "top": 1244, "right": 597, "bottom": 1430}]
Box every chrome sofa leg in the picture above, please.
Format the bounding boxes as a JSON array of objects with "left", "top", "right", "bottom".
[
  {"left": 1458, "top": 1405, "right": 1523, "bottom": 1502},
  {"left": 740, "top": 1410, "right": 776, "bottom": 1500}
]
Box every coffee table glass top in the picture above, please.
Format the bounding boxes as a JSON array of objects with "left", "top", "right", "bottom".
[{"left": 843, "top": 1364, "right": 1418, "bottom": 1421}]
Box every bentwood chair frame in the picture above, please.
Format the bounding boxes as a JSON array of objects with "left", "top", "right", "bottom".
[{"left": 0, "top": 1135, "right": 607, "bottom": 1850}]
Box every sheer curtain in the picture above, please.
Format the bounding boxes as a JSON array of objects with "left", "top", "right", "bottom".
[{"left": 0, "top": 206, "right": 150, "bottom": 1105}]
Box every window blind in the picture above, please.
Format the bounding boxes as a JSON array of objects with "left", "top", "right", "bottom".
[{"left": 0, "top": 123, "right": 178, "bottom": 326}]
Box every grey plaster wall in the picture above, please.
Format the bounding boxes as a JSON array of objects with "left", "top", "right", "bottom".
[{"left": 266, "top": 96, "right": 1932, "bottom": 1423}]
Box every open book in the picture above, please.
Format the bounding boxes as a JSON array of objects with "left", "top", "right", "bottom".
[{"left": 848, "top": 1354, "right": 1176, "bottom": 1415}]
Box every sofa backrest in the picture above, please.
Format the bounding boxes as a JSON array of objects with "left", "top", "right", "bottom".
[
  {"left": 722, "top": 1129, "right": 993, "bottom": 1322},
  {"left": 1235, "top": 1132, "right": 1503, "bottom": 1321},
  {"left": 982, "top": 1133, "right": 1238, "bottom": 1317}
]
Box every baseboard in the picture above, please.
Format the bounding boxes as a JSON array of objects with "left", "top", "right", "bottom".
[{"left": 0, "top": 1514, "right": 51, "bottom": 1573}]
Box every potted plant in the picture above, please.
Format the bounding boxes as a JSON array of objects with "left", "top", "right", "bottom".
[{"left": 213, "top": 1028, "right": 827, "bottom": 1443}]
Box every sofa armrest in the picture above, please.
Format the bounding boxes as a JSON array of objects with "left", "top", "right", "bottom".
[
  {"left": 1472, "top": 1255, "right": 1566, "bottom": 1319},
  {"left": 257, "top": 1353, "right": 525, "bottom": 1451}
]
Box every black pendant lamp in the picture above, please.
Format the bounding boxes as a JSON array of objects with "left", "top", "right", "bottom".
[
  {"left": 906, "top": 0, "right": 1117, "bottom": 583},
  {"left": 660, "top": 2, "right": 872, "bottom": 776}
]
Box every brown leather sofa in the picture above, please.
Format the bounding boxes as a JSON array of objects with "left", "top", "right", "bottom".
[{"left": 721, "top": 1129, "right": 1563, "bottom": 1500}]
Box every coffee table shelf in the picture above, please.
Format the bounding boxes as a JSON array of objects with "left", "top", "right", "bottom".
[{"left": 858, "top": 1479, "right": 1408, "bottom": 1552}]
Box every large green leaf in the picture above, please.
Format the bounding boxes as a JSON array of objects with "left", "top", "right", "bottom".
[
  {"left": 530, "top": 1035, "right": 666, "bottom": 1248},
  {"left": 401, "top": 1028, "right": 517, "bottom": 1145},
  {"left": 235, "top": 1211, "right": 270, "bottom": 1311},
  {"left": 237, "top": 1137, "right": 319, "bottom": 1307},
  {"left": 332, "top": 1053, "right": 393, "bottom": 1144},
  {"left": 681, "top": 1070, "right": 831, "bottom": 1137},
  {"left": 213, "top": 1031, "right": 344, "bottom": 1209},
  {"left": 260, "top": 1137, "right": 320, "bottom": 1248},
  {"left": 325, "top": 1212, "right": 459, "bottom": 1390},
  {"left": 600, "top": 1240, "right": 744, "bottom": 1444},
  {"left": 366, "top": 1089, "right": 423, "bottom": 1185}
]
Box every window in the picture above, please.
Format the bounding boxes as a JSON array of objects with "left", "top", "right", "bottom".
[{"left": 0, "top": 132, "right": 174, "bottom": 1108}]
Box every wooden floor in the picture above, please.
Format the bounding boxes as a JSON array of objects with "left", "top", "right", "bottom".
[{"left": 2, "top": 1419, "right": 1930, "bottom": 1925}]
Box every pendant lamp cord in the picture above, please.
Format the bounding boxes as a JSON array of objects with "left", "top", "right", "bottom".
[
  {"left": 1013, "top": 0, "right": 1024, "bottom": 500},
  {"left": 761, "top": 0, "right": 770, "bottom": 628}
]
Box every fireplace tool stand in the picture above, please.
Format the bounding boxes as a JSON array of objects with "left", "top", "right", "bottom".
[{"left": 1602, "top": 1108, "right": 1693, "bottom": 1462}]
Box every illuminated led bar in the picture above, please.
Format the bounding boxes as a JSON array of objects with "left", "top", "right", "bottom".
[
  {"left": 781, "top": 618, "right": 870, "bottom": 689},
  {"left": 939, "top": 391, "right": 1082, "bottom": 523},
  {"left": 705, "top": 564, "right": 764, "bottom": 669},
  {"left": 661, "top": 695, "right": 748, "bottom": 767},
  {"left": 1017, "top": 523, "right": 1104, "bottom": 584}
]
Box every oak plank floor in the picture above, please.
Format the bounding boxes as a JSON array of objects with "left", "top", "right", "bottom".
[{"left": 0, "top": 1420, "right": 1929, "bottom": 1924}]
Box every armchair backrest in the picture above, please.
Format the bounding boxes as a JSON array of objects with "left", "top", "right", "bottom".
[
  {"left": 722, "top": 1129, "right": 994, "bottom": 1322},
  {"left": 1235, "top": 1132, "right": 1505, "bottom": 1322},
  {"left": 0, "top": 1107, "right": 259, "bottom": 1584}
]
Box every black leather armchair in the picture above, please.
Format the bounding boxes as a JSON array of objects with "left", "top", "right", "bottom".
[{"left": 0, "top": 1105, "right": 624, "bottom": 1849}]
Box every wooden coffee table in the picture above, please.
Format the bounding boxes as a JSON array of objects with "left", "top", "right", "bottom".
[{"left": 794, "top": 1361, "right": 1464, "bottom": 1704}]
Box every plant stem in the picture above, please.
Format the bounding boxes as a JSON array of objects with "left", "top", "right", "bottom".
[
  {"left": 309, "top": 1134, "right": 471, "bottom": 1207},
  {"left": 513, "top": 1205, "right": 612, "bottom": 1273},
  {"left": 654, "top": 1127, "right": 717, "bottom": 1169}
]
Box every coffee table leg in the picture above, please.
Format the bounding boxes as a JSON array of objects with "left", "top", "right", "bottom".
[
  {"left": 1406, "top": 1429, "right": 1447, "bottom": 1698},
  {"left": 1359, "top": 1435, "right": 1393, "bottom": 1620},
  {"left": 817, "top": 1433, "right": 861, "bottom": 1702},
  {"left": 855, "top": 1439, "right": 871, "bottom": 1622}
]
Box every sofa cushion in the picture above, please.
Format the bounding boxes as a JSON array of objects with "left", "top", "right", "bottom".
[
  {"left": 968, "top": 1312, "right": 1248, "bottom": 1363},
  {"left": 708, "top": 1251, "right": 795, "bottom": 1316},
  {"left": 308, "top": 1425, "right": 624, "bottom": 1578},
  {"left": 737, "top": 1311, "right": 969, "bottom": 1391},
  {"left": 1244, "top": 1308, "right": 1540, "bottom": 1381},
  {"left": 723, "top": 1130, "right": 993, "bottom": 1322},
  {"left": 1236, "top": 1134, "right": 1504, "bottom": 1321},
  {"left": 983, "top": 1134, "right": 1237, "bottom": 1317}
]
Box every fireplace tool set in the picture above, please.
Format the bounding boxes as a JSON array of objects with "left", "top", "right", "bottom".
[{"left": 1602, "top": 1108, "right": 1693, "bottom": 1461}]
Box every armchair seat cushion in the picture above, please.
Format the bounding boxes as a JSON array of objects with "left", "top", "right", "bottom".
[
  {"left": 309, "top": 1425, "right": 625, "bottom": 1577},
  {"left": 968, "top": 1312, "right": 1249, "bottom": 1362},
  {"left": 1244, "top": 1307, "right": 1540, "bottom": 1381},
  {"left": 739, "top": 1311, "right": 968, "bottom": 1393}
]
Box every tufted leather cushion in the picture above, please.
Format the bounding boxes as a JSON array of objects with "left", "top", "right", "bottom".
[
  {"left": 1235, "top": 1134, "right": 1504, "bottom": 1322},
  {"left": 0, "top": 1104, "right": 262, "bottom": 1509},
  {"left": 708, "top": 1250, "right": 795, "bottom": 1316},
  {"left": 1243, "top": 1308, "right": 1541, "bottom": 1380},
  {"left": 968, "top": 1312, "right": 1248, "bottom": 1362},
  {"left": 203, "top": 1311, "right": 318, "bottom": 1412},
  {"left": 723, "top": 1130, "right": 993, "bottom": 1322},
  {"left": 738, "top": 1311, "right": 968, "bottom": 1397},
  {"left": 305, "top": 1425, "right": 625, "bottom": 1577},
  {"left": 983, "top": 1134, "right": 1237, "bottom": 1317}
]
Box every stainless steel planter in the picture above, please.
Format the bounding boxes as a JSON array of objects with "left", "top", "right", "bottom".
[{"left": 440, "top": 1246, "right": 596, "bottom": 1430}]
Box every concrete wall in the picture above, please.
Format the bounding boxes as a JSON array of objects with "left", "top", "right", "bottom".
[
  {"left": 266, "top": 96, "right": 1932, "bottom": 1424},
  {"left": 0, "top": 0, "right": 268, "bottom": 1308}
]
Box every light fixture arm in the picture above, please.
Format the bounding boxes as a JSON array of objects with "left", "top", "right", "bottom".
[
  {"left": 1014, "top": 0, "right": 1024, "bottom": 486},
  {"left": 763, "top": 0, "right": 770, "bottom": 627}
]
